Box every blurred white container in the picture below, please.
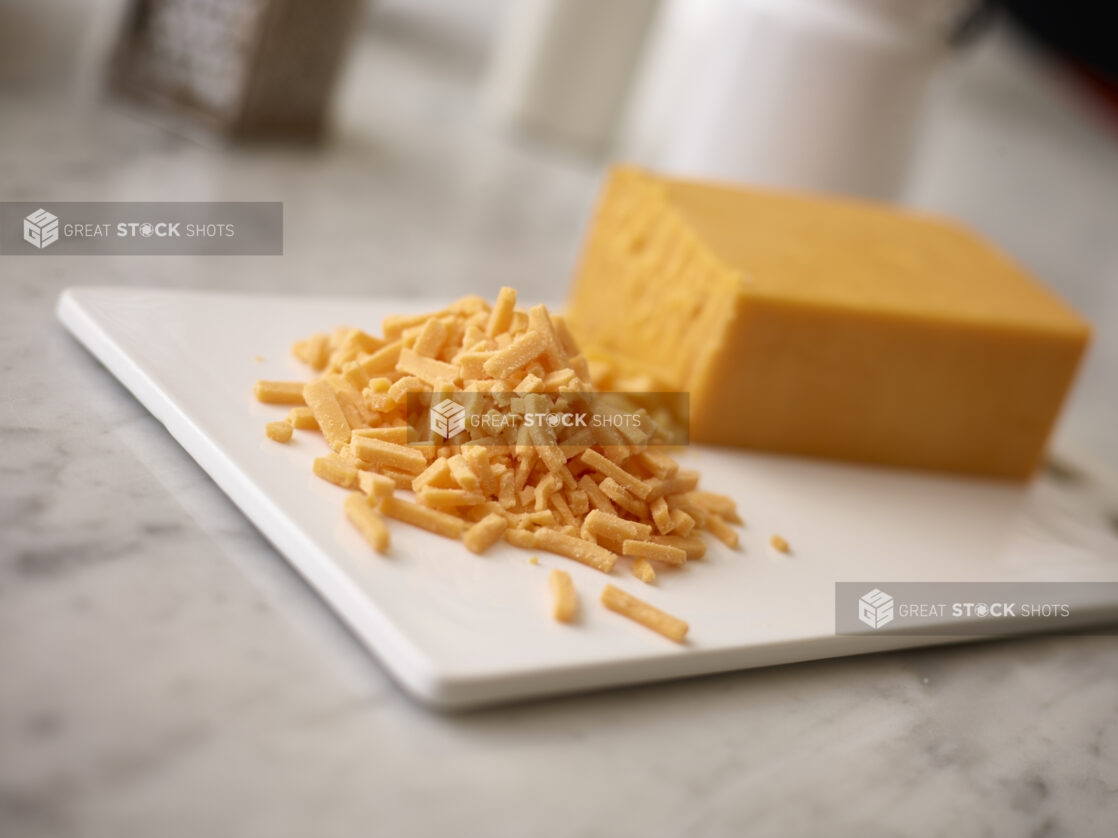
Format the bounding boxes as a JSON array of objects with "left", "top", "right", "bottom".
[
  {"left": 483, "top": 0, "right": 661, "bottom": 151},
  {"left": 620, "top": 0, "right": 971, "bottom": 200}
]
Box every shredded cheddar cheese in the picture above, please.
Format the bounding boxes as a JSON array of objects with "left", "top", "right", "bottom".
[{"left": 254, "top": 287, "right": 744, "bottom": 642}]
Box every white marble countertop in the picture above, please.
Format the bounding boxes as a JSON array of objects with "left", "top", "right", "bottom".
[{"left": 2, "top": 9, "right": 1118, "bottom": 837}]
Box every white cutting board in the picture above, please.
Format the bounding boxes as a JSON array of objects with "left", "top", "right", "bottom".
[{"left": 57, "top": 287, "right": 1118, "bottom": 708}]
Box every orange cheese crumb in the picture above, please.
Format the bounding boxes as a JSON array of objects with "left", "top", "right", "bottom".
[
  {"left": 631, "top": 557, "right": 656, "bottom": 584},
  {"left": 265, "top": 421, "right": 293, "bottom": 443},
  {"left": 549, "top": 569, "right": 577, "bottom": 622},
  {"left": 254, "top": 380, "right": 306, "bottom": 405},
  {"left": 601, "top": 585, "right": 688, "bottom": 643},
  {"left": 344, "top": 493, "right": 390, "bottom": 553}
]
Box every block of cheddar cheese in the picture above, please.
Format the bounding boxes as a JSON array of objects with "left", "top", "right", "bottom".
[{"left": 566, "top": 167, "right": 1090, "bottom": 479}]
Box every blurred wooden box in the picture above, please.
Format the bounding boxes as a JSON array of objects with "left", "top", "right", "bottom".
[{"left": 110, "top": 0, "right": 358, "bottom": 140}]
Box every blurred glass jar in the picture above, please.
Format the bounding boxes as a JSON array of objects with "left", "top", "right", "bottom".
[{"left": 619, "top": 0, "right": 975, "bottom": 200}]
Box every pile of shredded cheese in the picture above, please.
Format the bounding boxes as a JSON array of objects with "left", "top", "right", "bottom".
[{"left": 254, "top": 287, "right": 742, "bottom": 642}]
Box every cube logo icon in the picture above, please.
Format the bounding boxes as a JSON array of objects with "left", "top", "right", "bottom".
[
  {"left": 858, "top": 588, "right": 894, "bottom": 629},
  {"left": 24, "top": 208, "right": 59, "bottom": 249},
  {"left": 430, "top": 398, "right": 465, "bottom": 439}
]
